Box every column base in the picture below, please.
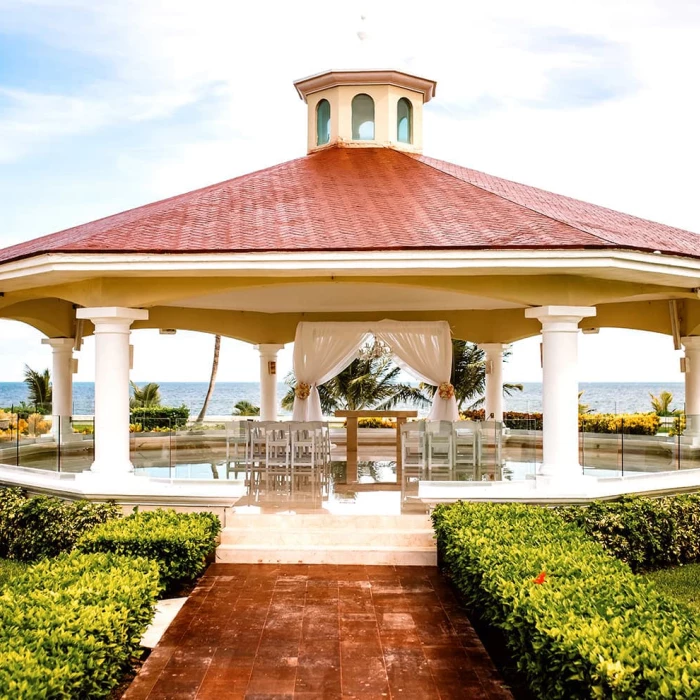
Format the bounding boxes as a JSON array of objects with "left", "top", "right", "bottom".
[
  {"left": 682, "top": 433, "right": 700, "bottom": 447},
  {"left": 88, "top": 460, "right": 135, "bottom": 475},
  {"left": 76, "top": 467, "right": 139, "bottom": 493},
  {"left": 535, "top": 464, "right": 587, "bottom": 485}
]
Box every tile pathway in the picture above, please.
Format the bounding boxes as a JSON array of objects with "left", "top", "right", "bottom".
[{"left": 124, "top": 564, "right": 513, "bottom": 700}]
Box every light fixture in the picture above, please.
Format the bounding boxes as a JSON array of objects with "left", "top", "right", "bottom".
[
  {"left": 361, "top": 338, "right": 390, "bottom": 360},
  {"left": 581, "top": 328, "right": 599, "bottom": 335},
  {"left": 159, "top": 328, "right": 177, "bottom": 335}
]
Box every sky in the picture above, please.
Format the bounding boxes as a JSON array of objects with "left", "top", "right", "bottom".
[{"left": 0, "top": 0, "right": 699, "bottom": 384}]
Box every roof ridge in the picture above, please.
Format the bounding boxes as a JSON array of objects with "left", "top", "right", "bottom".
[{"left": 400, "top": 152, "right": 626, "bottom": 248}]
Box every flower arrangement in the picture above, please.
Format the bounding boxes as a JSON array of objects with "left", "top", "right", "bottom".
[
  {"left": 438, "top": 382, "right": 455, "bottom": 400},
  {"left": 295, "top": 382, "right": 311, "bottom": 401}
]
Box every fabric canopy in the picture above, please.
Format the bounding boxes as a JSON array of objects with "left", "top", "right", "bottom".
[{"left": 291, "top": 320, "right": 459, "bottom": 422}]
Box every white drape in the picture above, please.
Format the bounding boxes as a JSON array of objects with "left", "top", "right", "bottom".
[
  {"left": 375, "top": 321, "right": 459, "bottom": 421},
  {"left": 291, "top": 322, "right": 371, "bottom": 421},
  {"left": 291, "top": 320, "right": 459, "bottom": 421}
]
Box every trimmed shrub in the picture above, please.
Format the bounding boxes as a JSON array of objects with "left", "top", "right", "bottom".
[
  {"left": 560, "top": 494, "right": 700, "bottom": 572},
  {"left": 460, "top": 409, "right": 544, "bottom": 430},
  {"left": 77, "top": 509, "right": 221, "bottom": 592},
  {"left": 460, "top": 411, "right": 660, "bottom": 434},
  {"left": 0, "top": 551, "right": 159, "bottom": 699},
  {"left": 357, "top": 417, "right": 396, "bottom": 428},
  {"left": 129, "top": 405, "right": 190, "bottom": 430},
  {"left": 0, "top": 487, "right": 119, "bottom": 561},
  {"left": 579, "top": 412, "right": 660, "bottom": 435},
  {"left": 433, "top": 502, "right": 700, "bottom": 699}
]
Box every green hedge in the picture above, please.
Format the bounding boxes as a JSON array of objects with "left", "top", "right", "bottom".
[
  {"left": 129, "top": 405, "right": 190, "bottom": 430},
  {"left": 77, "top": 509, "right": 221, "bottom": 592},
  {"left": 0, "top": 487, "right": 119, "bottom": 561},
  {"left": 460, "top": 411, "right": 660, "bottom": 434},
  {"left": 460, "top": 410, "right": 544, "bottom": 430},
  {"left": 0, "top": 551, "right": 159, "bottom": 699},
  {"left": 579, "top": 412, "right": 660, "bottom": 435},
  {"left": 560, "top": 495, "right": 700, "bottom": 573},
  {"left": 433, "top": 502, "right": 700, "bottom": 699}
]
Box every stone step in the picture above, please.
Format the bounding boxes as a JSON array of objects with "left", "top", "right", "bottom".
[
  {"left": 217, "top": 512, "right": 437, "bottom": 566},
  {"left": 225, "top": 513, "right": 432, "bottom": 530},
  {"left": 219, "top": 527, "right": 434, "bottom": 548},
  {"left": 215, "top": 543, "right": 437, "bottom": 566}
]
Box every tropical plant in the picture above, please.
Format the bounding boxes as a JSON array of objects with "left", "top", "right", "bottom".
[
  {"left": 281, "top": 349, "right": 429, "bottom": 414},
  {"left": 578, "top": 390, "right": 591, "bottom": 414},
  {"left": 421, "top": 340, "right": 523, "bottom": 410},
  {"left": 129, "top": 381, "right": 162, "bottom": 409},
  {"left": 233, "top": 400, "right": 260, "bottom": 416},
  {"left": 650, "top": 390, "right": 675, "bottom": 416},
  {"left": 22, "top": 365, "right": 51, "bottom": 409},
  {"left": 196, "top": 334, "right": 221, "bottom": 423}
]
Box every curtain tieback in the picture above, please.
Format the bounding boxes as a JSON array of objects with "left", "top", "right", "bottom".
[
  {"left": 438, "top": 382, "right": 455, "bottom": 400},
  {"left": 295, "top": 382, "right": 312, "bottom": 400}
]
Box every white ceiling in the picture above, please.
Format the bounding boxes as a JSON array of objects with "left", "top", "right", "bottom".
[{"left": 164, "top": 281, "right": 525, "bottom": 313}]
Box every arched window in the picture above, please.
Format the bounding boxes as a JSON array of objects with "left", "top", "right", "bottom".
[
  {"left": 352, "top": 94, "right": 375, "bottom": 140},
  {"left": 397, "top": 98, "right": 412, "bottom": 144},
  {"left": 316, "top": 99, "right": 331, "bottom": 146}
]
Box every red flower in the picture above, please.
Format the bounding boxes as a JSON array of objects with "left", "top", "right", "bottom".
[{"left": 533, "top": 570, "right": 546, "bottom": 585}]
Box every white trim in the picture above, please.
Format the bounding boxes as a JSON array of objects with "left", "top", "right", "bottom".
[{"left": 1, "top": 249, "right": 700, "bottom": 284}]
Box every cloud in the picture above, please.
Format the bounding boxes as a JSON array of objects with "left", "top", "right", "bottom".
[{"left": 523, "top": 29, "right": 638, "bottom": 108}]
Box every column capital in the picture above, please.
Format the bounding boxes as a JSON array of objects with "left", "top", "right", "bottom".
[
  {"left": 255, "top": 343, "right": 285, "bottom": 356},
  {"left": 42, "top": 337, "right": 75, "bottom": 351},
  {"left": 477, "top": 343, "right": 510, "bottom": 355},
  {"left": 76, "top": 307, "right": 149, "bottom": 323},
  {"left": 682, "top": 336, "right": 700, "bottom": 351},
  {"left": 77, "top": 307, "right": 148, "bottom": 333},
  {"left": 525, "top": 305, "right": 596, "bottom": 331}
]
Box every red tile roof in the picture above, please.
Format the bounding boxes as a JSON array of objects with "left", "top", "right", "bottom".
[{"left": 1, "top": 146, "right": 698, "bottom": 264}]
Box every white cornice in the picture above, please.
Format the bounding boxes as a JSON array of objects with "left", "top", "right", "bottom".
[{"left": 1, "top": 249, "right": 700, "bottom": 285}]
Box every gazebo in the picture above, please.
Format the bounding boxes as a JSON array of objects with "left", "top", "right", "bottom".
[{"left": 2, "top": 67, "right": 700, "bottom": 498}]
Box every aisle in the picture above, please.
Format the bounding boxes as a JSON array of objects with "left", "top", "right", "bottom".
[{"left": 124, "top": 563, "right": 513, "bottom": 699}]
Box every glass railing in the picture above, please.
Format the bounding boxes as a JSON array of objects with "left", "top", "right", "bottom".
[
  {"left": 0, "top": 406, "right": 94, "bottom": 473},
  {"left": 3, "top": 411, "right": 700, "bottom": 483}
]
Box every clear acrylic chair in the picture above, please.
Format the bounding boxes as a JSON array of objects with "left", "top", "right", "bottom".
[
  {"left": 290, "top": 422, "right": 318, "bottom": 471},
  {"left": 425, "top": 420, "right": 454, "bottom": 479},
  {"left": 225, "top": 420, "right": 249, "bottom": 478},
  {"left": 401, "top": 421, "right": 426, "bottom": 476},
  {"left": 453, "top": 422, "right": 478, "bottom": 480},
  {"left": 478, "top": 420, "right": 504, "bottom": 480}
]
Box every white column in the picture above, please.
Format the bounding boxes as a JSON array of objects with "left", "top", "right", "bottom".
[
  {"left": 524, "top": 306, "right": 596, "bottom": 480},
  {"left": 682, "top": 336, "right": 700, "bottom": 438},
  {"left": 256, "top": 344, "right": 284, "bottom": 421},
  {"left": 76, "top": 307, "right": 148, "bottom": 474},
  {"left": 41, "top": 337, "right": 74, "bottom": 442},
  {"left": 478, "top": 343, "right": 507, "bottom": 422}
]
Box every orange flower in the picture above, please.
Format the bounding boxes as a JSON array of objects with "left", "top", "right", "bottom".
[{"left": 533, "top": 570, "right": 546, "bottom": 585}]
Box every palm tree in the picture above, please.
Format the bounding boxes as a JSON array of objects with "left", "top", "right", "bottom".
[
  {"left": 233, "top": 400, "right": 260, "bottom": 416},
  {"left": 281, "top": 350, "right": 430, "bottom": 414},
  {"left": 129, "top": 381, "right": 162, "bottom": 408},
  {"left": 23, "top": 365, "right": 52, "bottom": 409},
  {"left": 578, "top": 391, "right": 591, "bottom": 414},
  {"left": 196, "top": 335, "right": 221, "bottom": 423},
  {"left": 650, "top": 390, "right": 674, "bottom": 416},
  {"left": 421, "top": 341, "right": 523, "bottom": 410}
]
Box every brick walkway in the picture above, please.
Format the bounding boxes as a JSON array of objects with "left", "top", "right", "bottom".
[{"left": 125, "top": 564, "right": 513, "bottom": 700}]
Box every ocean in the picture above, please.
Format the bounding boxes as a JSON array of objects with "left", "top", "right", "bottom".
[{"left": 0, "top": 381, "right": 687, "bottom": 417}]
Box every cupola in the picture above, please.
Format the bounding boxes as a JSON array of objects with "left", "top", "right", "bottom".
[{"left": 293, "top": 69, "right": 436, "bottom": 154}]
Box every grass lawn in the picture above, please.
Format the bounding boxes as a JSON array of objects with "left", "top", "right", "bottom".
[
  {"left": 0, "top": 558, "right": 27, "bottom": 587},
  {"left": 646, "top": 564, "right": 700, "bottom": 613}
]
